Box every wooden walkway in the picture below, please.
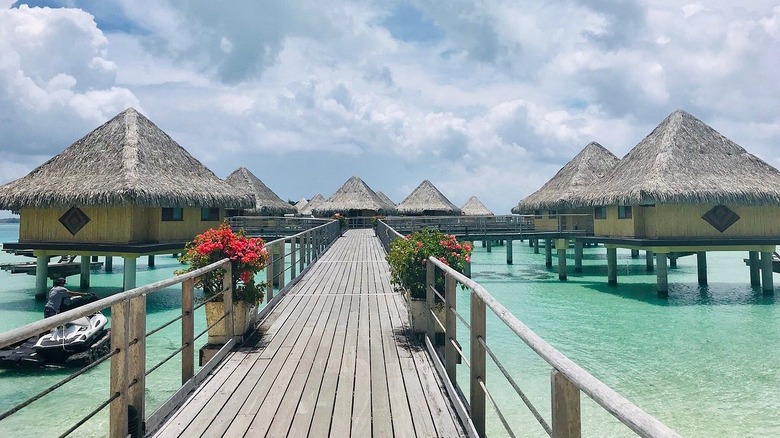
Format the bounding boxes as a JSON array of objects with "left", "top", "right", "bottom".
[{"left": 152, "top": 229, "right": 466, "bottom": 437}]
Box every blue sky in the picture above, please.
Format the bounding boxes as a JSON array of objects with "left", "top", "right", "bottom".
[{"left": 1, "top": 0, "right": 779, "bottom": 218}]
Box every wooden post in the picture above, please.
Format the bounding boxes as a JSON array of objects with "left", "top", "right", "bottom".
[
  {"left": 761, "top": 251, "right": 774, "bottom": 293},
  {"left": 182, "top": 278, "right": 194, "bottom": 384},
  {"left": 444, "top": 273, "right": 457, "bottom": 382},
  {"left": 545, "top": 239, "right": 553, "bottom": 267},
  {"left": 266, "top": 245, "right": 274, "bottom": 303},
  {"left": 697, "top": 252, "right": 708, "bottom": 285},
  {"left": 123, "top": 257, "right": 137, "bottom": 291},
  {"left": 272, "top": 243, "right": 283, "bottom": 287},
  {"left": 426, "top": 260, "right": 435, "bottom": 344},
  {"left": 486, "top": 239, "right": 492, "bottom": 253},
  {"left": 630, "top": 249, "right": 639, "bottom": 259},
  {"left": 223, "top": 262, "right": 234, "bottom": 340},
  {"left": 656, "top": 252, "right": 668, "bottom": 295},
  {"left": 606, "top": 247, "right": 617, "bottom": 286},
  {"left": 669, "top": 254, "right": 677, "bottom": 268},
  {"left": 299, "top": 235, "right": 306, "bottom": 272},
  {"left": 470, "top": 291, "right": 486, "bottom": 438},
  {"left": 534, "top": 238, "right": 539, "bottom": 254},
  {"left": 506, "top": 239, "right": 513, "bottom": 265},
  {"left": 557, "top": 239, "right": 568, "bottom": 281},
  {"left": 147, "top": 255, "right": 155, "bottom": 267},
  {"left": 749, "top": 251, "right": 760, "bottom": 287},
  {"left": 645, "top": 250, "right": 654, "bottom": 272},
  {"left": 574, "top": 241, "right": 583, "bottom": 273},
  {"left": 35, "top": 254, "right": 48, "bottom": 297},
  {"left": 110, "top": 300, "right": 130, "bottom": 438},
  {"left": 551, "top": 369, "right": 581, "bottom": 438},
  {"left": 105, "top": 255, "right": 113, "bottom": 272},
  {"left": 290, "top": 238, "right": 297, "bottom": 279},
  {"left": 128, "top": 295, "right": 146, "bottom": 432},
  {"left": 80, "top": 255, "right": 91, "bottom": 289}
]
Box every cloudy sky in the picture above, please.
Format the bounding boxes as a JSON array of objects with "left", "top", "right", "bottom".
[{"left": 1, "top": 1, "right": 779, "bottom": 217}]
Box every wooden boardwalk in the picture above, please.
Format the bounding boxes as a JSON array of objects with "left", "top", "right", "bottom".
[{"left": 152, "top": 229, "right": 466, "bottom": 438}]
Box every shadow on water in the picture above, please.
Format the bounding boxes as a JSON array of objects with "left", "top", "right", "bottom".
[{"left": 579, "top": 281, "right": 776, "bottom": 307}]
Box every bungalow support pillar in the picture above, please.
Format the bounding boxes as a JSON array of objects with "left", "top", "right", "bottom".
[
  {"left": 80, "top": 255, "right": 90, "bottom": 289},
  {"left": 123, "top": 257, "right": 137, "bottom": 291},
  {"left": 35, "top": 254, "right": 49, "bottom": 297},
  {"left": 631, "top": 249, "right": 639, "bottom": 259},
  {"left": 147, "top": 255, "right": 155, "bottom": 267},
  {"left": 645, "top": 250, "right": 654, "bottom": 272},
  {"left": 656, "top": 252, "right": 668, "bottom": 295},
  {"left": 574, "top": 241, "right": 583, "bottom": 273},
  {"left": 669, "top": 254, "right": 677, "bottom": 268},
  {"left": 486, "top": 239, "right": 492, "bottom": 253},
  {"left": 506, "top": 239, "right": 513, "bottom": 265},
  {"left": 697, "top": 252, "right": 708, "bottom": 286},
  {"left": 557, "top": 239, "right": 568, "bottom": 281},
  {"left": 749, "top": 251, "right": 760, "bottom": 287},
  {"left": 606, "top": 247, "right": 617, "bottom": 286},
  {"left": 534, "top": 238, "right": 539, "bottom": 254},
  {"left": 105, "top": 256, "right": 113, "bottom": 272},
  {"left": 545, "top": 238, "right": 553, "bottom": 268},
  {"left": 761, "top": 251, "right": 774, "bottom": 293}
]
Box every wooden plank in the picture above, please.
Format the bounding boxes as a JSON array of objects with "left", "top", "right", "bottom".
[{"left": 349, "top": 261, "right": 372, "bottom": 437}]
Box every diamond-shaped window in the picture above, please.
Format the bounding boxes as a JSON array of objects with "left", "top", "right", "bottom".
[
  {"left": 701, "top": 205, "right": 740, "bottom": 233},
  {"left": 59, "top": 207, "right": 91, "bottom": 235}
]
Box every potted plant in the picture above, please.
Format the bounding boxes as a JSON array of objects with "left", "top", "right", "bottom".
[
  {"left": 386, "top": 228, "right": 472, "bottom": 333},
  {"left": 177, "top": 222, "right": 269, "bottom": 344}
]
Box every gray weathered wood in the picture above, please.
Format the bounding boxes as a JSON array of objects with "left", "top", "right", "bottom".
[
  {"left": 552, "top": 369, "right": 581, "bottom": 438},
  {"left": 110, "top": 300, "right": 129, "bottom": 438},
  {"left": 181, "top": 278, "right": 194, "bottom": 384},
  {"left": 471, "top": 292, "right": 486, "bottom": 437}
]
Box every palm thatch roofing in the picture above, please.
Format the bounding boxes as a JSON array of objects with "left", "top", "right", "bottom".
[
  {"left": 578, "top": 109, "right": 780, "bottom": 207},
  {"left": 294, "top": 197, "right": 308, "bottom": 213},
  {"left": 299, "top": 194, "right": 325, "bottom": 216},
  {"left": 512, "top": 141, "right": 619, "bottom": 213},
  {"left": 461, "top": 196, "right": 494, "bottom": 216},
  {"left": 313, "top": 176, "right": 398, "bottom": 216},
  {"left": 224, "top": 167, "right": 296, "bottom": 216},
  {"left": 376, "top": 191, "right": 396, "bottom": 210},
  {"left": 0, "top": 107, "right": 253, "bottom": 210},
  {"left": 396, "top": 180, "right": 461, "bottom": 215}
]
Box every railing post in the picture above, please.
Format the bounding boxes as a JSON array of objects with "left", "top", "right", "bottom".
[
  {"left": 266, "top": 245, "right": 274, "bottom": 303},
  {"left": 109, "top": 300, "right": 130, "bottom": 438},
  {"left": 551, "top": 369, "right": 581, "bottom": 438},
  {"left": 182, "top": 278, "right": 195, "bottom": 384},
  {"left": 128, "top": 294, "right": 146, "bottom": 434},
  {"left": 290, "top": 237, "right": 297, "bottom": 278},
  {"left": 444, "top": 272, "right": 457, "bottom": 382},
  {"left": 299, "top": 234, "right": 306, "bottom": 272},
  {"left": 426, "top": 260, "right": 435, "bottom": 343},
  {"left": 277, "top": 242, "right": 286, "bottom": 290},
  {"left": 223, "top": 261, "right": 234, "bottom": 340},
  {"left": 471, "top": 291, "right": 486, "bottom": 437}
]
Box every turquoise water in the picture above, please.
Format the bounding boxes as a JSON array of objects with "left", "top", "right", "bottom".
[{"left": 1, "top": 223, "right": 779, "bottom": 436}]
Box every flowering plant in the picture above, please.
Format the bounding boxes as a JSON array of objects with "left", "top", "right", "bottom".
[
  {"left": 332, "top": 213, "right": 347, "bottom": 228},
  {"left": 177, "top": 222, "right": 269, "bottom": 305},
  {"left": 386, "top": 228, "right": 472, "bottom": 300}
]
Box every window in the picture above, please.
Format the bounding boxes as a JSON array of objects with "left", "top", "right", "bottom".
[
  {"left": 594, "top": 206, "right": 607, "bottom": 220},
  {"left": 534, "top": 210, "right": 542, "bottom": 219},
  {"left": 225, "top": 209, "right": 242, "bottom": 218},
  {"left": 548, "top": 210, "right": 557, "bottom": 218},
  {"left": 618, "top": 205, "right": 632, "bottom": 219},
  {"left": 201, "top": 208, "right": 220, "bottom": 221},
  {"left": 161, "top": 207, "right": 183, "bottom": 221}
]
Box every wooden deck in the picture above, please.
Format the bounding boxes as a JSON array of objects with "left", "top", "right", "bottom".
[{"left": 152, "top": 229, "right": 466, "bottom": 438}]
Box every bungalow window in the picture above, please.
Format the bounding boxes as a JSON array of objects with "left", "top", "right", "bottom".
[
  {"left": 162, "top": 207, "right": 183, "bottom": 222},
  {"left": 594, "top": 206, "right": 607, "bottom": 220},
  {"left": 618, "top": 205, "right": 632, "bottom": 219},
  {"left": 201, "top": 208, "right": 220, "bottom": 221},
  {"left": 225, "top": 209, "right": 242, "bottom": 218},
  {"left": 534, "top": 210, "right": 542, "bottom": 219},
  {"left": 548, "top": 210, "right": 557, "bottom": 218}
]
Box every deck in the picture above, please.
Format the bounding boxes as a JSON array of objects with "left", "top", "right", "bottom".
[{"left": 151, "top": 229, "right": 466, "bottom": 437}]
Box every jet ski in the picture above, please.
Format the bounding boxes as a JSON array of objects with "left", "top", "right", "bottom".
[{"left": 33, "top": 312, "right": 109, "bottom": 362}]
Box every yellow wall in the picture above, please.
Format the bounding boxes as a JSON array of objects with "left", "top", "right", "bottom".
[
  {"left": 593, "top": 205, "right": 635, "bottom": 237},
  {"left": 20, "top": 206, "right": 224, "bottom": 244}
]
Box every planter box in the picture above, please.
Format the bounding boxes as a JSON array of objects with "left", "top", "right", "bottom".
[
  {"left": 404, "top": 292, "right": 446, "bottom": 335},
  {"left": 205, "top": 301, "right": 257, "bottom": 344}
]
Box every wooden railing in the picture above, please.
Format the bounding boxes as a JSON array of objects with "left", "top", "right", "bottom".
[
  {"left": 376, "top": 220, "right": 679, "bottom": 438},
  {"left": 380, "top": 214, "right": 591, "bottom": 238},
  {"left": 0, "top": 220, "right": 341, "bottom": 438}
]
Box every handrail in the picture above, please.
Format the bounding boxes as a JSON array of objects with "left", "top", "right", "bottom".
[
  {"left": 425, "top": 256, "right": 681, "bottom": 438},
  {"left": 0, "top": 219, "right": 342, "bottom": 437}
]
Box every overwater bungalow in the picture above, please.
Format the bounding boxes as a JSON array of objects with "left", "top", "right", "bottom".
[
  {"left": 299, "top": 194, "right": 325, "bottom": 217},
  {"left": 461, "top": 196, "right": 493, "bottom": 216},
  {"left": 0, "top": 107, "right": 253, "bottom": 295},
  {"left": 224, "top": 167, "right": 296, "bottom": 217},
  {"left": 293, "top": 198, "right": 308, "bottom": 215},
  {"left": 577, "top": 109, "right": 780, "bottom": 293},
  {"left": 396, "top": 180, "right": 461, "bottom": 216},
  {"left": 512, "top": 141, "right": 619, "bottom": 234},
  {"left": 375, "top": 191, "right": 396, "bottom": 213},
  {"left": 313, "top": 176, "right": 398, "bottom": 220}
]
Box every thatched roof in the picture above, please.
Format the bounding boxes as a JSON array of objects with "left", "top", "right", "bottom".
[
  {"left": 512, "top": 141, "right": 619, "bottom": 213},
  {"left": 224, "top": 167, "right": 296, "bottom": 216},
  {"left": 0, "top": 108, "right": 253, "bottom": 210},
  {"left": 294, "top": 198, "right": 308, "bottom": 214},
  {"left": 299, "top": 194, "right": 325, "bottom": 216},
  {"left": 461, "top": 196, "right": 494, "bottom": 216},
  {"left": 376, "top": 191, "right": 396, "bottom": 210},
  {"left": 313, "top": 176, "right": 398, "bottom": 216},
  {"left": 396, "top": 180, "right": 461, "bottom": 215},
  {"left": 578, "top": 109, "right": 780, "bottom": 206}
]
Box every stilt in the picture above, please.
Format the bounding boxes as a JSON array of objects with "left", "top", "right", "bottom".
[
  {"left": 147, "top": 255, "right": 155, "bottom": 267},
  {"left": 35, "top": 254, "right": 49, "bottom": 297},
  {"left": 656, "top": 252, "right": 668, "bottom": 295},
  {"left": 645, "top": 250, "right": 654, "bottom": 272},
  {"left": 574, "top": 241, "right": 583, "bottom": 273},
  {"left": 533, "top": 238, "right": 539, "bottom": 254},
  {"left": 749, "top": 251, "right": 760, "bottom": 287},
  {"left": 761, "top": 251, "right": 774, "bottom": 293},
  {"left": 669, "top": 255, "right": 677, "bottom": 268},
  {"left": 80, "top": 255, "right": 90, "bottom": 289},
  {"left": 486, "top": 240, "right": 492, "bottom": 253},
  {"left": 631, "top": 249, "right": 639, "bottom": 259},
  {"left": 557, "top": 239, "right": 568, "bottom": 281},
  {"left": 123, "top": 257, "right": 137, "bottom": 291},
  {"left": 606, "top": 247, "right": 617, "bottom": 286},
  {"left": 482, "top": 240, "right": 486, "bottom": 248},
  {"left": 105, "top": 256, "right": 113, "bottom": 272},
  {"left": 697, "top": 252, "right": 707, "bottom": 286},
  {"left": 529, "top": 239, "right": 533, "bottom": 247},
  {"left": 545, "top": 239, "right": 552, "bottom": 268},
  {"left": 506, "top": 239, "right": 513, "bottom": 265}
]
